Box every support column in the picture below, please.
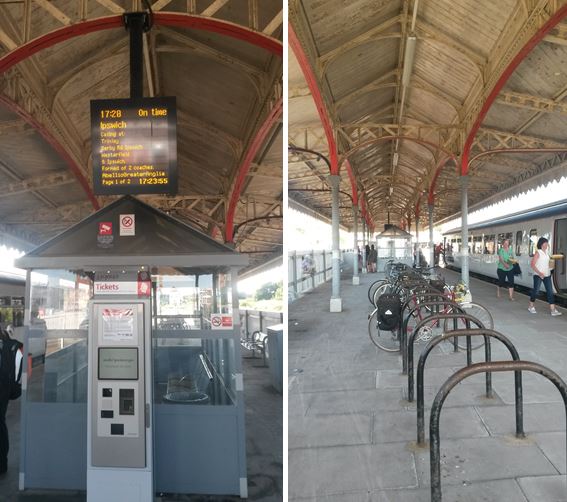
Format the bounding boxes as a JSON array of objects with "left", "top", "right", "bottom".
[
  {"left": 362, "top": 219, "right": 367, "bottom": 274},
  {"left": 428, "top": 203, "right": 434, "bottom": 268},
  {"left": 352, "top": 204, "right": 360, "bottom": 285},
  {"left": 291, "top": 251, "right": 298, "bottom": 299},
  {"left": 329, "top": 175, "right": 342, "bottom": 312},
  {"left": 415, "top": 217, "right": 420, "bottom": 267},
  {"left": 461, "top": 175, "right": 469, "bottom": 286}
]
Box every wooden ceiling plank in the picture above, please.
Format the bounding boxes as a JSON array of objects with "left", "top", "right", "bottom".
[
  {"left": 0, "top": 28, "right": 17, "bottom": 51},
  {"left": 94, "top": 0, "right": 124, "bottom": 14},
  {"left": 263, "top": 10, "right": 283, "bottom": 36},
  {"left": 151, "top": 0, "right": 174, "bottom": 11},
  {"left": 33, "top": 0, "right": 72, "bottom": 26},
  {"left": 158, "top": 27, "right": 263, "bottom": 78},
  {"left": 201, "top": 0, "right": 229, "bottom": 17},
  {"left": 319, "top": 14, "right": 402, "bottom": 69}
]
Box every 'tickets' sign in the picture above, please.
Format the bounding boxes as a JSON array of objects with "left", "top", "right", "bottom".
[{"left": 91, "top": 97, "right": 177, "bottom": 195}]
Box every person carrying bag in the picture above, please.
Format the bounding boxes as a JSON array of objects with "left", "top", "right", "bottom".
[
  {"left": 528, "top": 237, "right": 562, "bottom": 316},
  {"left": 496, "top": 238, "right": 516, "bottom": 301}
]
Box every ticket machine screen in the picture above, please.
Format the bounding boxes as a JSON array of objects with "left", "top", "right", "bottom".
[{"left": 98, "top": 347, "right": 139, "bottom": 380}]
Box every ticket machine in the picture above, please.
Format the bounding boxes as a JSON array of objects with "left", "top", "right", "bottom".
[{"left": 87, "top": 296, "right": 153, "bottom": 502}]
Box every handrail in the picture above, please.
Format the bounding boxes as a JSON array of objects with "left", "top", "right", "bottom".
[
  {"left": 407, "top": 313, "right": 485, "bottom": 402},
  {"left": 417, "top": 327, "right": 523, "bottom": 445},
  {"left": 430, "top": 361, "right": 567, "bottom": 502}
]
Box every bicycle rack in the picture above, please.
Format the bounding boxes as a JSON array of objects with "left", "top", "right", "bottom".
[
  {"left": 407, "top": 313, "right": 485, "bottom": 402},
  {"left": 417, "top": 327, "right": 524, "bottom": 445},
  {"left": 430, "top": 360, "right": 567, "bottom": 502},
  {"left": 401, "top": 300, "right": 463, "bottom": 375}
]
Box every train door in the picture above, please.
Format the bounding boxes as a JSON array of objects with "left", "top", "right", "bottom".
[{"left": 553, "top": 219, "right": 567, "bottom": 291}]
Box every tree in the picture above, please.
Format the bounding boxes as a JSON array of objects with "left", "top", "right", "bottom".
[{"left": 255, "top": 281, "right": 279, "bottom": 301}]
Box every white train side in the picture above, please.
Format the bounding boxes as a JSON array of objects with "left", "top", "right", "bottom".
[{"left": 443, "top": 200, "right": 567, "bottom": 294}]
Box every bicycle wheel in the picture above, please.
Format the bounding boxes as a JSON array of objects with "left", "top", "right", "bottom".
[
  {"left": 443, "top": 302, "right": 493, "bottom": 350},
  {"left": 368, "top": 308, "right": 400, "bottom": 352},
  {"left": 405, "top": 306, "right": 447, "bottom": 346},
  {"left": 372, "top": 282, "right": 395, "bottom": 307},
  {"left": 368, "top": 279, "right": 387, "bottom": 305}
]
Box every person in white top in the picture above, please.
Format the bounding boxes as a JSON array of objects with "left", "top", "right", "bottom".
[{"left": 528, "top": 237, "right": 562, "bottom": 316}]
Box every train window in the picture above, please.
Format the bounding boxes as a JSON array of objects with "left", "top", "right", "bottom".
[
  {"left": 529, "top": 229, "right": 538, "bottom": 256},
  {"left": 473, "top": 235, "right": 483, "bottom": 254},
  {"left": 515, "top": 231, "right": 522, "bottom": 256},
  {"left": 484, "top": 234, "right": 495, "bottom": 254}
]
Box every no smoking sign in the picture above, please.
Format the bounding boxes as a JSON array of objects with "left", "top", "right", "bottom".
[
  {"left": 211, "top": 314, "right": 233, "bottom": 330},
  {"left": 120, "top": 214, "right": 135, "bottom": 236}
]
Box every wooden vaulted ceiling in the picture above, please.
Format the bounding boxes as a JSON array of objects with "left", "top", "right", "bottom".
[
  {"left": 289, "top": 0, "right": 567, "bottom": 232},
  {"left": 0, "top": 0, "right": 282, "bottom": 275}
]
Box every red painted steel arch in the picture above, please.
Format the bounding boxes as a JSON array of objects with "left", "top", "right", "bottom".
[
  {"left": 461, "top": 5, "right": 567, "bottom": 176},
  {"left": 289, "top": 24, "right": 359, "bottom": 206},
  {"left": 0, "top": 94, "right": 100, "bottom": 210},
  {"left": 224, "top": 97, "right": 283, "bottom": 243},
  {"left": 0, "top": 13, "right": 283, "bottom": 212}
]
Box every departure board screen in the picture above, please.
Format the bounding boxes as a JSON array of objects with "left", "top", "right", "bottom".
[{"left": 91, "top": 97, "right": 177, "bottom": 195}]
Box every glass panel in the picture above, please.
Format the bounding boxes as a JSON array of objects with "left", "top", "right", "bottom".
[
  {"left": 529, "top": 229, "right": 538, "bottom": 256},
  {"left": 516, "top": 231, "right": 523, "bottom": 256},
  {"left": 484, "top": 235, "right": 495, "bottom": 254},
  {"left": 27, "top": 338, "right": 88, "bottom": 403},
  {"left": 473, "top": 235, "right": 483, "bottom": 255},
  {"left": 154, "top": 268, "right": 232, "bottom": 331},
  {"left": 153, "top": 337, "right": 236, "bottom": 406},
  {"left": 30, "top": 270, "right": 93, "bottom": 330},
  {"left": 27, "top": 270, "right": 91, "bottom": 403}
]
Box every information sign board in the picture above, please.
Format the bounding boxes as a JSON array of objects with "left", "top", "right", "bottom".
[{"left": 91, "top": 97, "right": 177, "bottom": 195}]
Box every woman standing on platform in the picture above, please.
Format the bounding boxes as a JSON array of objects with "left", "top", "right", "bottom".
[
  {"left": 497, "top": 238, "right": 515, "bottom": 300},
  {"left": 528, "top": 237, "right": 562, "bottom": 316}
]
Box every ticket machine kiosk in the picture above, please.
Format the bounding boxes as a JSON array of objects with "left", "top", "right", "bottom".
[
  {"left": 15, "top": 195, "right": 249, "bottom": 499},
  {"left": 87, "top": 296, "right": 153, "bottom": 501}
]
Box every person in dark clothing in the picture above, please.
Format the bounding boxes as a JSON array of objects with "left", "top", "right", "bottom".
[
  {"left": 0, "top": 326, "right": 22, "bottom": 475},
  {"left": 0, "top": 328, "right": 10, "bottom": 474}
]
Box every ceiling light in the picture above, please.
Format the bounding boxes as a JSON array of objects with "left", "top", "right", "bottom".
[{"left": 402, "top": 36, "right": 417, "bottom": 87}]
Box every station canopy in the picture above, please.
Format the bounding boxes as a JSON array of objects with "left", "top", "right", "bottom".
[
  {"left": 289, "top": 0, "right": 567, "bottom": 232},
  {"left": 0, "top": 0, "right": 282, "bottom": 275}
]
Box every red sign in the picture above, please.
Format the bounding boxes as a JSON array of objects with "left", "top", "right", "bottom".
[
  {"left": 137, "top": 271, "right": 151, "bottom": 297},
  {"left": 99, "top": 222, "right": 113, "bottom": 235},
  {"left": 211, "top": 313, "right": 233, "bottom": 330}
]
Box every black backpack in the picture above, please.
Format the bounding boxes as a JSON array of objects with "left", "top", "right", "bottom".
[
  {"left": 376, "top": 294, "right": 401, "bottom": 331},
  {"left": 0, "top": 337, "right": 23, "bottom": 400}
]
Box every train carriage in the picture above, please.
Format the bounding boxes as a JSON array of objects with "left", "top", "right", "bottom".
[{"left": 443, "top": 200, "right": 567, "bottom": 295}]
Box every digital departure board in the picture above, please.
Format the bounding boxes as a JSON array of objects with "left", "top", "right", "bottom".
[{"left": 91, "top": 97, "right": 177, "bottom": 195}]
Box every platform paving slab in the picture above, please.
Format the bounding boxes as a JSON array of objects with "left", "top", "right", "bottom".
[
  {"left": 477, "top": 402, "right": 566, "bottom": 435},
  {"left": 372, "top": 478, "right": 529, "bottom": 502},
  {"left": 517, "top": 475, "right": 567, "bottom": 502},
  {"left": 288, "top": 443, "right": 418, "bottom": 499},
  {"left": 414, "top": 436, "right": 558, "bottom": 487},
  {"left": 290, "top": 413, "right": 372, "bottom": 449},
  {"left": 373, "top": 406, "right": 489, "bottom": 444},
  {"left": 531, "top": 432, "right": 566, "bottom": 474}
]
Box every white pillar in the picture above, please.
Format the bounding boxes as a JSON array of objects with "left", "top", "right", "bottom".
[
  {"left": 428, "top": 203, "right": 434, "bottom": 268},
  {"left": 329, "top": 175, "right": 342, "bottom": 312},
  {"left": 461, "top": 175, "right": 469, "bottom": 286},
  {"left": 352, "top": 204, "right": 360, "bottom": 285}
]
